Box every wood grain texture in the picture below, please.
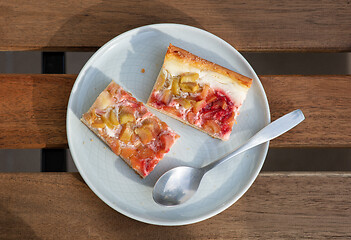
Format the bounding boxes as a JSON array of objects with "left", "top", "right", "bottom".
[
  {"left": 0, "top": 0, "right": 350, "bottom": 52},
  {"left": 262, "top": 75, "right": 351, "bottom": 147},
  {"left": 0, "top": 74, "right": 350, "bottom": 148},
  {"left": 0, "top": 172, "right": 350, "bottom": 239},
  {"left": 0, "top": 74, "right": 74, "bottom": 149}
]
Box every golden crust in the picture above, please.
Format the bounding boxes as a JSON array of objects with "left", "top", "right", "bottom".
[
  {"left": 165, "top": 44, "right": 252, "bottom": 88},
  {"left": 146, "top": 70, "right": 162, "bottom": 106}
]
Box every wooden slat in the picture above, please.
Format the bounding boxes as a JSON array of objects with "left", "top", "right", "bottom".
[
  {"left": 0, "top": 74, "right": 350, "bottom": 148},
  {"left": 263, "top": 75, "right": 351, "bottom": 147},
  {"left": 0, "top": 74, "right": 74, "bottom": 149},
  {"left": 0, "top": 172, "right": 350, "bottom": 239},
  {"left": 0, "top": 1, "right": 350, "bottom": 52}
]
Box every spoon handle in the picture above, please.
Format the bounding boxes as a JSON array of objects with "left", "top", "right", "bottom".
[{"left": 202, "top": 109, "right": 305, "bottom": 172}]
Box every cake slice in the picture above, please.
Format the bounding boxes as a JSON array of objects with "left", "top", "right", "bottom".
[
  {"left": 147, "top": 44, "right": 253, "bottom": 140},
  {"left": 81, "top": 81, "right": 179, "bottom": 178}
]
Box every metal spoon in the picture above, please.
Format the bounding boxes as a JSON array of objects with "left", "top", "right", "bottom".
[{"left": 153, "top": 109, "right": 305, "bottom": 206}]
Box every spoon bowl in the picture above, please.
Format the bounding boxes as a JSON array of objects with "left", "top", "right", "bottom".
[
  {"left": 153, "top": 109, "right": 305, "bottom": 206},
  {"left": 152, "top": 166, "right": 205, "bottom": 206}
]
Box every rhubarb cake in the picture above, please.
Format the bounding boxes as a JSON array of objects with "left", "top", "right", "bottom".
[
  {"left": 147, "top": 44, "right": 252, "bottom": 140},
  {"left": 81, "top": 81, "right": 179, "bottom": 178}
]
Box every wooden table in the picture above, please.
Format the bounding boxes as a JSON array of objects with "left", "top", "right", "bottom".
[{"left": 1, "top": 0, "right": 350, "bottom": 239}]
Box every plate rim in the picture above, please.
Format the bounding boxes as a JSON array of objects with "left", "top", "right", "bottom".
[{"left": 66, "top": 23, "right": 271, "bottom": 226}]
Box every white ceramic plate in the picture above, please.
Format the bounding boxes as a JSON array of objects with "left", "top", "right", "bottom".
[{"left": 67, "top": 23, "right": 270, "bottom": 226}]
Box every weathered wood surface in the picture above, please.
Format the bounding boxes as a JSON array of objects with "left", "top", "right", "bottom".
[
  {"left": 263, "top": 75, "right": 351, "bottom": 147},
  {"left": 0, "top": 74, "right": 350, "bottom": 148},
  {"left": 0, "top": 0, "right": 350, "bottom": 52},
  {"left": 0, "top": 172, "right": 350, "bottom": 239},
  {"left": 0, "top": 74, "right": 74, "bottom": 148}
]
